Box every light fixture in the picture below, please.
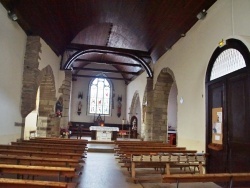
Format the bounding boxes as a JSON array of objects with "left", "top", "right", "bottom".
[
  {"left": 7, "top": 10, "right": 18, "bottom": 21},
  {"left": 180, "top": 97, "right": 184, "bottom": 104},
  {"left": 218, "top": 39, "right": 226, "bottom": 48},
  {"left": 197, "top": 9, "right": 207, "bottom": 20}
]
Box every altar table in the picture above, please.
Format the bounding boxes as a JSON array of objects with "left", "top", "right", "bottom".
[{"left": 89, "top": 126, "right": 119, "bottom": 141}]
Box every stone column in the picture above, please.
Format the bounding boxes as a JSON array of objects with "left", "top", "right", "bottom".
[
  {"left": 58, "top": 71, "right": 72, "bottom": 129},
  {"left": 144, "top": 77, "right": 153, "bottom": 141}
]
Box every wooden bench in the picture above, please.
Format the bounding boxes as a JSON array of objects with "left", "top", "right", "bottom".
[
  {"left": 0, "top": 178, "right": 77, "bottom": 188},
  {"left": 162, "top": 173, "right": 250, "bottom": 188},
  {"left": 0, "top": 145, "right": 86, "bottom": 155},
  {"left": 31, "top": 138, "right": 88, "bottom": 144},
  {"left": 0, "top": 154, "right": 83, "bottom": 168},
  {"left": 15, "top": 141, "right": 88, "bottom": 148},
  {"left": 0, "top": 164, "right": 77, "bottom": 182},
  {"left": 129, "top": 153, "right": 204, "bottom": 182},
  {"left": 0, "top": 149, "right": 84, "bottom": 159}
]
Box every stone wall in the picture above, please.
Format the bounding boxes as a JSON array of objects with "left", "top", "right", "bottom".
[
  {"left": 58, "top": 71, "right": 72, "bottom": 129},
  {"left": 21, "top": 36, "right": 41, "bottom": 118},
  {"left": 21, "top": 36, "right": 64, "bottom": 138}
]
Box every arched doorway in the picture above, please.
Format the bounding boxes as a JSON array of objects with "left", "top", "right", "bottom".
[
  {"left": 151, "top": 68, "right": 176, "bottom": 142},
  {"left": 206, "top": 38, "right": 250, "bottom": 187},
  {"left": 129, "top": 91, "right": 141, "bottom": 138},
  {"left": 24, "top": 88, "right": 40, "bottom": 140}
]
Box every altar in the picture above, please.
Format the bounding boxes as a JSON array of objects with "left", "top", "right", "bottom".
[{"left": 89, "top": 126, "right": 119, "bottom": 141}]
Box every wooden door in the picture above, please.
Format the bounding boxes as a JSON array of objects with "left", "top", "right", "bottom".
[
  {"left": 227, "top": 74, "right": 250, "bottom": 175},
  {"left": 207, "top": 73, "right": 250, "bottom": 187},
  {"left": 206, "top": 81, "right": 228, "bottom": 174}
]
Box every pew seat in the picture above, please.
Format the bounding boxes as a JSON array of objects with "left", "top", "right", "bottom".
[
  {"left": 162, "top": 173, "right": 250, "bottom": 188},
  {"left": 0, "top": 164, "right": 77, "bottom": 182},
  {"left": 0, "top": 178, "right": 77, "bottom": 188}
]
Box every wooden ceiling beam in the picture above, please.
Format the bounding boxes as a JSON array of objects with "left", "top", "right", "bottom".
[
  {"left": 75, "top": 58, "right": 142, "bottom": 67},
  {"left": 72, "top": 74, "right": 132, "bottom": 81},
  {"left": 72, "top": 67, "right": 140, "bottom": 75},
  {"left": 67, "top": 43, "right": 151, "bottom": 59}
]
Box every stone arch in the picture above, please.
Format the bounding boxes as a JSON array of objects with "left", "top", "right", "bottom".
[
  {"left": 129, "top": 91, "right": 140, "bottom": 119},
  {"left": 151, "top": 67, "right": 175, "bottom": 141},
  {"left": 58, "top": 71, "right": 72, "bottom": 129},
  {"left": 141, "top": 88, "right": 147, "bottom": 138},
  {"left": 37, "top": 65, "right": 58, "bottom": 137},
  {"left": 129, "top": 91, "right": 141, "bottom": 136},
  {"left": 21, "top": 36, "right": 41, "bottom": 118},
  {"left": 38, "top": 65, "right": 56, "bottom": 116}
]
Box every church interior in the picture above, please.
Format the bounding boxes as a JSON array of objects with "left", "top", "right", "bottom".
[{"left": 0, "top": 0, "right": 250, "bottom": 187}]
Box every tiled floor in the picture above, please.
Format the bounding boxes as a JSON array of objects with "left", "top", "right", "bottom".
[
  {"left": 77, "top": 152, "right": 143, "bottom": 188},
  {"left": 76, "top": 137, "right": 222, "bottom": 188}
]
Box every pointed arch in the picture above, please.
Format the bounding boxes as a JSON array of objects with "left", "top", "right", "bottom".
[{"left": 38, "top": 65, "right": 56, "bottom": 116}]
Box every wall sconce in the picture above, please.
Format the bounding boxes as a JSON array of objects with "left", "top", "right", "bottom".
[
  {"left": 7, "top": 10, "right": 18, "bottom": 21},
  {"left": 197, "top": 9, "right": 207, "bottom": 20}
]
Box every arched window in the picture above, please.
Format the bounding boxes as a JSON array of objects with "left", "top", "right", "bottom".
[
  {"left": 210, "top": 48, "right": 246, "bottom": 80},
  {"left": 88, "top": 77, "right": 111, "bottom": 115}
]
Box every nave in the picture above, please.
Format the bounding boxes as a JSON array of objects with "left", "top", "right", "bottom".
[{"left": 80, "top": 141, "right": 221, "bottom": 188}]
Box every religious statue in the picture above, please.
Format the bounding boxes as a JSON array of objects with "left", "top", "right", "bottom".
[
  {"left": 77, "top": 101, "right": 82, "bottom": 115},
  {"left": 55, "top": 97, "right": 63, "bottom": 117}
]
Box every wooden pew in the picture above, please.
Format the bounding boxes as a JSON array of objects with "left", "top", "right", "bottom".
[
  {"left": 31, "top": 138, "right": 88, "bottom": 145},
  {"left": 0, "top": 145, "right": 86, "bottom": 154},
  {"left": 20, "top": 140, "right": 88, "bottom": 147},
  {"left": 13, "top": 141, "right": 88, "bottom": 148},
  {"left": 114, "top": 141, "right": 164, "bottom": 147},
  {"left": 129, "top": 152, "right": 203, "bottom": 182},
  {"left": 0, "top": 154, "right": 82, "bottom": 168},
  {"left": 0, "top": 149, "right": 83, "bottom": 159},
  {"left": 0, "top": 164, "right": 77, "bottom": 182},
  {"left": 116, "top": 147, "right": 187, "bottom": 153},
  {"left": 115, "top": 144, "right": 177, "bottom": 153},
  {"left": 161, "top": 173, "right": 250, "bottom": 188},
  {"left": 0, "top": 178, "right": 77, "bottom": 188}
]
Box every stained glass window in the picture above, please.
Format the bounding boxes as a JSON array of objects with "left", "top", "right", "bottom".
[
  {"left": 89, "top": 77, "right": 111, "bottom": 115},
  {"left": 210, "top": 48, "right": 246, "bottom": 80}
]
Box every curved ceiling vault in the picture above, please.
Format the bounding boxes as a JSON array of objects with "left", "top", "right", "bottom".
[{"left": 0, "top": 0, "right": 217, "bottom": 83}]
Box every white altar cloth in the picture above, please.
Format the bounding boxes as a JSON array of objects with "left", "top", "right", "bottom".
[
  {"left": 89, "top": 126, "right": 119, "bottom": 141},
  {"left": 89, "top": 126, "right": 119, "bottom": 132}
]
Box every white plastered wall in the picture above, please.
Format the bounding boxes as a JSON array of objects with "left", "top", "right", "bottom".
[
  {"left": 0, "top": 4, "right": 26, "bottom": 144},
  {"left": 127, "top": 0, "right": 250, "bottom": 152}
]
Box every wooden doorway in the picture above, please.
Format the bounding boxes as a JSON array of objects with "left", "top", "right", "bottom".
[{"left": 206, "top": 39, "right": 250, "bottom": 187}]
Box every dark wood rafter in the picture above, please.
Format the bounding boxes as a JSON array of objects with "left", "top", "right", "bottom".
[
  {"left": 63, "top": 49, "right": 153, "bottom": 78},
  {"left": 72, "top": 74, "right": 131, "bottom": 82},
  {"left": 1, "top": 0, "right": 216, "bottom": 83},
  {"left": 75, "top": 58, "right": 142, "bottom": 67},
  {"left": 66, "top": 43, "right": 152, "bottom": 60},
  {"left": 72, "top": 67, "right": 140, "bottom": 75}
]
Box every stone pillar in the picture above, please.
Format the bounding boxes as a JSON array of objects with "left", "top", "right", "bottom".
[
  {"left": 144, "top": 78, "right": 153, "bottom": 141},
  {"left": 58, "top": 71, "right": 72, "bottom": 129},
  {"left": 152, "top": 82, "right": 169, "bottom": 141}
]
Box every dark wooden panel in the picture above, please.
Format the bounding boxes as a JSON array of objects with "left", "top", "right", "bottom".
[{"left": 206, "top": 82, "right": 228, "bottom": 175}]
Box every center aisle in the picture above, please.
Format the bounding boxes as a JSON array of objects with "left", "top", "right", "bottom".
[{"left": 77, "top": 151, "right": 143, "bottom": 188}]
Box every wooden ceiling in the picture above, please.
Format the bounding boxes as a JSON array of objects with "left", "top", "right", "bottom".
[{"left": 0, "top": 0, "right": 216, "bottom": 83}]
